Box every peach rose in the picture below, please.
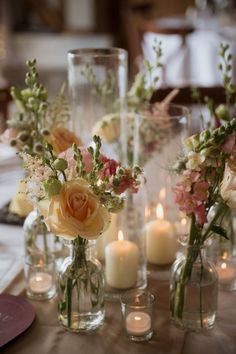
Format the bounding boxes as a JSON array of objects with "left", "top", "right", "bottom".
[
  {"left": 39, "top": 179, "right": 110, "bottom": 240},
  {"left": 48, "top": 126, "right": 83, "bottom": 154}
]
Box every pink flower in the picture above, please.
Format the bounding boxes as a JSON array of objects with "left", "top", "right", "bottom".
[
  {"left": 222, "top": 134, "right": 235, "bottom": 154},
  {"left": 60, "top": 147, "right": 93, "bottom": 173},
  {"left": 61, "top": 147, "right": 121, "bottom": 180},
  {"left": 99, "top": 157, "right": 119, "bottom": 179},
  {"left": 193, "top": 181, "right": 209, "bottom": 201},
  {"left": 113, "top": 171, "right": 139, "bottom": 195},
  {"left": 195, "top": 204, "right": 207, "bottom": 226},
  {"left": 173, "top": 174, "right": 209, "bottom": 226},
  {"left": 0, "top": 128, "right": 18, "bottom": 145}
]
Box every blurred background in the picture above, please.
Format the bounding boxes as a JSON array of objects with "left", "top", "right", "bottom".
[{"left": 1, "top": 0, "right": 236, "bottom": 131}]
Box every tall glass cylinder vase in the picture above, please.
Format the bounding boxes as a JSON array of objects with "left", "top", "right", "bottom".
[
  {"left": 67, "top": 48, "right": 128, "bottom": 161},
  {"left": 133, "top": 104, "right": 191, "bottom": 268},
  {"left": 133, "top": 104, "right": 190, "bottom": 210}
]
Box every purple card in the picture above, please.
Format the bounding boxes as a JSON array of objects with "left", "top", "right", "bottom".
[{"left": 0, "top": 294, "right": 35, "bottom": 347}]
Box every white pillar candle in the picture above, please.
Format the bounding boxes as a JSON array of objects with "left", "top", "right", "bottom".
[
  {"left": 146, "top": 203, "right": 176, "bottom": 265},
  {"left": 95, "top": 213, "right": 118, "bottom": 261},
  {"left": 126, "top": 311, "right": 151, "bottom": 335},
  {"left": 29, "top": 272, "right": 53, "bottom": 293},
  {"left": 105, "top": 231, "right": 139, "bottom": 289},
  {"left": 216, "top": 262, "right": 236, "bottom": 284}
]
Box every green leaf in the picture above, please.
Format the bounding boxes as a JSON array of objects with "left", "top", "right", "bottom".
[{"left": 211, "top": 225, "right": 229, "bottom": 240}]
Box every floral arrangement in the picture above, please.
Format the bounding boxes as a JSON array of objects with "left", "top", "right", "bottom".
[
  {"left": 22, "top": 135, "right": 142, "bottom": 238},
  {"left": 22, "top": 135, "right": 142, "bottom": 328},
  {"left": 171, "top": 117, "right": 236, "bottom": 325},
  {"left": 0, "top": 59, "right": 81, "bottom": 155}
]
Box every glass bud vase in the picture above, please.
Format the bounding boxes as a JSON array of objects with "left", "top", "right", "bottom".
[
  {"left": 170, "top": 244, "right": 218, "bottom": 331},
  {"left": 58, "top": 237, "right": 105, "bottom": 333},
  {"left": 23, "top": 208, "right": 63, "bottom": 259}
]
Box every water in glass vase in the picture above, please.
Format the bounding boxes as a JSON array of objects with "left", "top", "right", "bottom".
[
  {"left": 58, "top": 239, "right": 105, "bottom": 333},
  {"left": 171, "top": 277, "right": 218, "bottom": 330},
  {"left": 170, "top": 245, "right": 218, "bottom": 331}
]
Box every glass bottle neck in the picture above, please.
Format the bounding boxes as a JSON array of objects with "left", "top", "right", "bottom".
[
  {"left": 65, "top": 237, "right": 95, "bottom": 266},
  {"left": 185, "top": 245, "right": 207, "bottom": 262}
]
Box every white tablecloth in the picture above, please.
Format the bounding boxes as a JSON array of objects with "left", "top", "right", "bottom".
[{"left": 0, "top": 144, "right": 24, "bottom": 293}]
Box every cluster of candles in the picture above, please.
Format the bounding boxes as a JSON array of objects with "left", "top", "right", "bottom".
[
  {"left": 94, "top": 187, "right": 186, "bottom": 290},
  {"left": 25, "top": 184, "right": 236, "bottom": 340},
  {"left": 95, "top": 202, "right": 179, "bottom": 290}
]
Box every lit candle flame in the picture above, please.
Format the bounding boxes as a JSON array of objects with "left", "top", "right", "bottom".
[
  {"left": 159, "top": 187, "right": 166, "bottom": 201},
  {"left": 118, "top": 230, "right": 124, "bottom": 241},
  {"left": 156, "top": 203, "right": 164, "bottom": 220},
  {"left": 222, "top": 252, "right": 228, "bottom": 260},
  {"left": 35, "top": 275, "right": 43, "bottom": 282},
  {"left": 181, "top": 218, "right": 187, "bottom": 226},
  {"left": 221, "top": 262, "right": 227, "bottom": 270}
]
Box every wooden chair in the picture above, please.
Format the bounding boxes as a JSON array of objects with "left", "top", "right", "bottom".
[
  {"left": 121, "top": 5, "right": 194, "bottom": 84},
  {"left": 151, "top": 86, "right": 226, "bottom": 105}
]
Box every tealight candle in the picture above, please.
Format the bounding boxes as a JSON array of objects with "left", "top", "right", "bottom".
[
  {"left": 29, "top": 272, "right": 53, "bottom": 293},
  {"left": 216, "top": 262, "right": 236, "bottom": 284},
  {"left": 146, "top": 203, "right": 176, "bottom": 265},
  {"left": 105, "top": 231, "right": 139, "bottom": 289},
  {"left": 121, "top": 290, "right": 155, "bottom": 342},
  {"left": 126, "top": 311, "right": 151, "bottom": 335}
]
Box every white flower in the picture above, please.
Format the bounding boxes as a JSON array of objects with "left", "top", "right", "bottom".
[{"left": 186, "top": 151, "right": 205, "bottom": 170}]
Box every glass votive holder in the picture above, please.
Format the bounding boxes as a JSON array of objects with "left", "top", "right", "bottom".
[
  {"left": 24, "top": 253, "right": 56, "bottom": 300},
  {"left": 216, "top": 257, "right": 236, "bottom": 291},
  {"left": 120, "top": 290, "right": 155, "bottom": 342}
]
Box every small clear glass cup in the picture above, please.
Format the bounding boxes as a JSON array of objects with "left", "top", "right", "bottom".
[
  {"left": 120, "top": 290, "right": 155, "bottom": 342},
  {"left": 24, "top": 253, "right": 56, "bottom": 300}
]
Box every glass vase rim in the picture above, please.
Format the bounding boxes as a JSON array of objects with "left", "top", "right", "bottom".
[
  {"left": 135, "top": 103, "right": 190, "bottom": 120},
  {"left": 67, "top": 47, "right": 128, "bottom": 58},
  {"left": 120, "top": 289, "right": 155, "bottom": 309}
]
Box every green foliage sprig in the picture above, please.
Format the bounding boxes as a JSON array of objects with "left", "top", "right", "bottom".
[
  {"left": 191, "top": 43, "right": 236, "bottom": 130},
  {"left": 128, "top": 39, "right": 163, "bottom": 109},
  {"left": 7, "top": 60, "right": 69, "bottom": 155}
]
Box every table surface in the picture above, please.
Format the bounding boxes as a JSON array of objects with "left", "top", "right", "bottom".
[{"left": 0, "top": 146, "right": 236, "bottom": 354}]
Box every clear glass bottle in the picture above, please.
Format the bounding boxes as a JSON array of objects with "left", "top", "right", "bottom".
[
  {"left": 170, "top": 244, "right": 218, "bottom": 331},
  {"left": 57, "top": 237, "right": 105, "bottom": 333},
  {"left": 23, "top": 208, "right": 63, "bottom": 259}
]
